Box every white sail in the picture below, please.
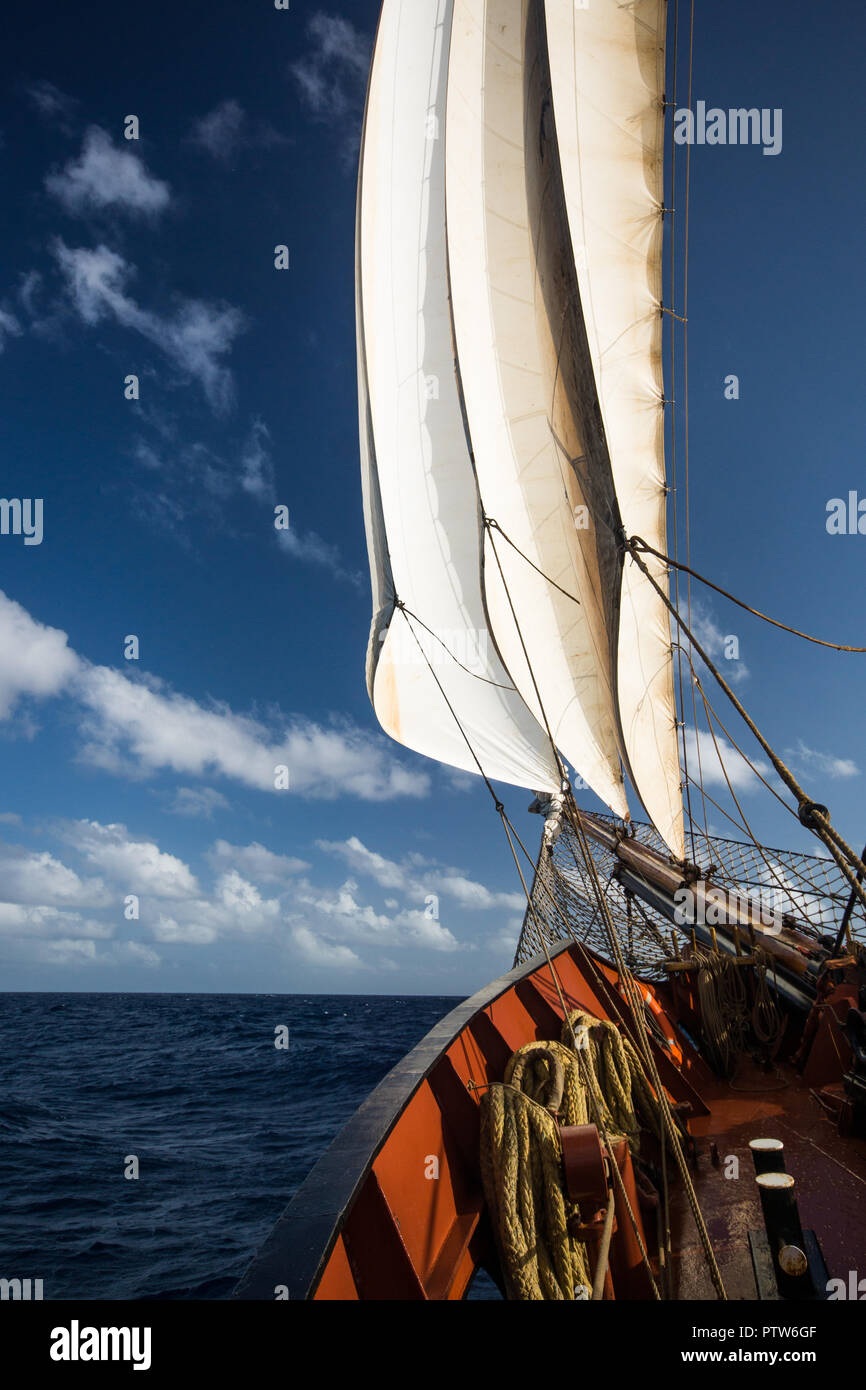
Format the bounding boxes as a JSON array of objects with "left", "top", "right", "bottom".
[
  {"left": 445, "top": 0, "right": 630, "bottom": 821},
  {"left": 543, "top": 0, "right": 685, "bottom": 859},
  {"left": 357, "top": 0, "right": 561, "bottom": 794}
]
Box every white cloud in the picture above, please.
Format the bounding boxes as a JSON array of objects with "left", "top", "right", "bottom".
[
  {"left": 784, "top": 739, "right": 859, "bottom": 782},
  {"left": 296, "top": 877, "right": 460, "bottom": 952},
  {"left": 291, "top": 924, "right": 363, "bottom": 970},
  {"left": 28, "top": 938, "right": 104, "bottom": 965},
  {"left": 291, "top": 14, "right": 370, "bottom": 124},
  {"left": 240, "top": 418, "right": 275, "bottom": 501},
  {"left": 169, "top": 786, "right": 230, "bottom": 819},
  {"left": 0, "top": 592, "right": 80, "bottom": 719},
  {"left": 0, "top": 591, "right": 424, "bottom": 803},
  {"left": 53, "top": 241, "right": 245, "bottom": 412},
  {"left": 0, "top": 843, "right": 111, "bottom": 907},
  {"left": 0, "top": 307, "right": 22, "bottom": 352},
  {"left": 46, "top": 127, "right": 171, "bottom": 217},
  {"left": 189, "top": 100, "right": 286, "bottom": 162},
  {"left": 25, "top": 81, "right": 78, "bottom": 130},
  {"left": 0, "top": 902, "right": 113, "bottom": 939},
  {"left": 317, "top": 836, "right": 523, "bottom": 911},
  {"left": 683, "top": 727, "right": 771, "bottom": 794},
  {"left": 76, "top": 663, "right": 427, "bottom": 800},
  {"left": 486, "top": 920, "right": 523, "bottom": 955},
  {"left": 147, "top": 870, "right": 281, "bottom": 946},
  {"left": 62, "top": 820, "right": 200, "bottom": 898},
  {"left": 276, "top": 520, "right": 359, "bottom": 585},
  {"left": 208, "top": 839, "right": 309, "bottom": 882},
  {"left": 124, "top": 941, "right": 161, "bottom": 967},
  {"left": 152, "top": 916, "right": 217, "bottom": 946},
  {"left": 686, "top": 599, "right": 750, "bottom": 684}
]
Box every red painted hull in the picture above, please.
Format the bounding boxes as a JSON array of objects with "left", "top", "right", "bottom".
[{"left": 235, "top": 941, "right": 866, "bottom": 1300}]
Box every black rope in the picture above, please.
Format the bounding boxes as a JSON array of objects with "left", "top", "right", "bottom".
[
  {"left": 484, "top": 517, "right": 582, "bottom": 607},
  {"left": 395, "top": 603, "right": 517, "bottom": 690},
  {"left": 629, "top": 535, "right": 866, "bottom": 653},
  {"left": 397, "top": 607, "right": 505, "bottom": 813}
]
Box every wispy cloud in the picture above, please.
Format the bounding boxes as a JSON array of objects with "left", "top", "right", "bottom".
[
  {"left": 46, "top": 127, "right": 171, "bottom": 218},
  {"left": 277, "top": 519, "right": 361, "bottom": 586},
  {"left": 684, "top": 598, "right": 749, "bottom": 684},
  {"left": 0, "top": 307, "right": 22, "bottom": 352},
  {"left": 169, "top": 786, "right": 230, "bottom": 819},
  {"left": 188, "top": 100, "right": 287, "bottom": 162},
  {"left": 290, "top": 12, "right": 371, "bottom": 164},
  {"left": 784, "top": 739, "right": 859, "bottom": 781},
  {"left": 25, "top": 80, "right": 79, "bottom": 132},
  {"left": 240, "top": 418, "right": 275, "bottom": 501},
  {"left": 53, "top": 241, "right": 245, "bottom": 412}
]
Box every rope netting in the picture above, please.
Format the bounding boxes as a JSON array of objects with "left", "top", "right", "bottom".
[{"left": 513, "top": 811, "right": 866, "bottom": 977}]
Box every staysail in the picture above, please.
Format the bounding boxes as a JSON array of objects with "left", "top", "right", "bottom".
[
  {"left": 358, "top": 0, "right": 685, "bottom": 858},
  {"left": 445, "top": 0, "right": 629, "bottom": 823},
  {"left": 357, "top": 0, "right": 561, "bottom": 794},
  {"left": 542, "top": 0, "right": 684, "bottom": 857}
]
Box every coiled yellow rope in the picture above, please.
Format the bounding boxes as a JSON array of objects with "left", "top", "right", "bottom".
[{"left": 480, "top": 1019, "right": 661, "bottom": 1300}]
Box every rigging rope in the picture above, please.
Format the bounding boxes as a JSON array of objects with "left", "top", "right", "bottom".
[
  {"left": 625, "top": 539, "right": 866, "bottom": 911},
  {"left": 564, "top": 797, "right": 729, "bottom": 1299},
  {"left": 631, "top": 537, "right": 866, "bottom": 652}
]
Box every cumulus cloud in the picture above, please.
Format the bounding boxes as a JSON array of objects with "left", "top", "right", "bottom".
[
  {"left": 188, "top": 100, "right": 286, "bottom": 162},
  {"left": 0, "top": 902, "right": 113, "bottom": 939},
  {"left": 148, "top": 870, "right": 281, "bottom": 945},
  {"left": 295, "top": 877, "right": 459, "bottom": 952},
  {"left": 46, "top": 127, "right": 171, "bottom": 218},
  {"left": 53, "top": 240, "right": 245, "bottom": 412},
  {"left": 152, "top": 917, "right": 217, "bottom": 946},
  {"left": 317, "top": 836, "right": 523, "bottom": 912},
  {"left": 61, "top": 820, "right": 200, "bottom": 899},
  {"left": 208, "top": 839, "right": 309, "bottom": 882},
  {"left": 291, "top": 924, "right": 363, "bottom": 970},
  {"left": 0, "top": 843, "right": 111, "bottom": 908},
  {"left": 0, "top": 592, "right": 80, "bottom": 719}
]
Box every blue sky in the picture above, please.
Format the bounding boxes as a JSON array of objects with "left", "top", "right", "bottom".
[{"left": 0, "top": 0, "right": 863, "bottom": 994}]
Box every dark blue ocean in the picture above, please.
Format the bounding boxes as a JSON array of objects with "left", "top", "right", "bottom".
[{"left": 0, "top": 993, "right": 464, "bottom": 1300}]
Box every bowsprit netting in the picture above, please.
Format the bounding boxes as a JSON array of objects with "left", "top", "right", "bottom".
[{"left": 513, "top": 811, "right": 866, "bottom": 976}]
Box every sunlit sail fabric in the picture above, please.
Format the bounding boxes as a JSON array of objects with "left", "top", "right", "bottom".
[
  {"left": 357, "top": 0, "right": 561, "bottom": 793},
  {"left": 445, "top": 0, "right": 630, "bottom": 821},
  {"left": 542, "top": 0, "right": 685, "bottom": 858}
]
